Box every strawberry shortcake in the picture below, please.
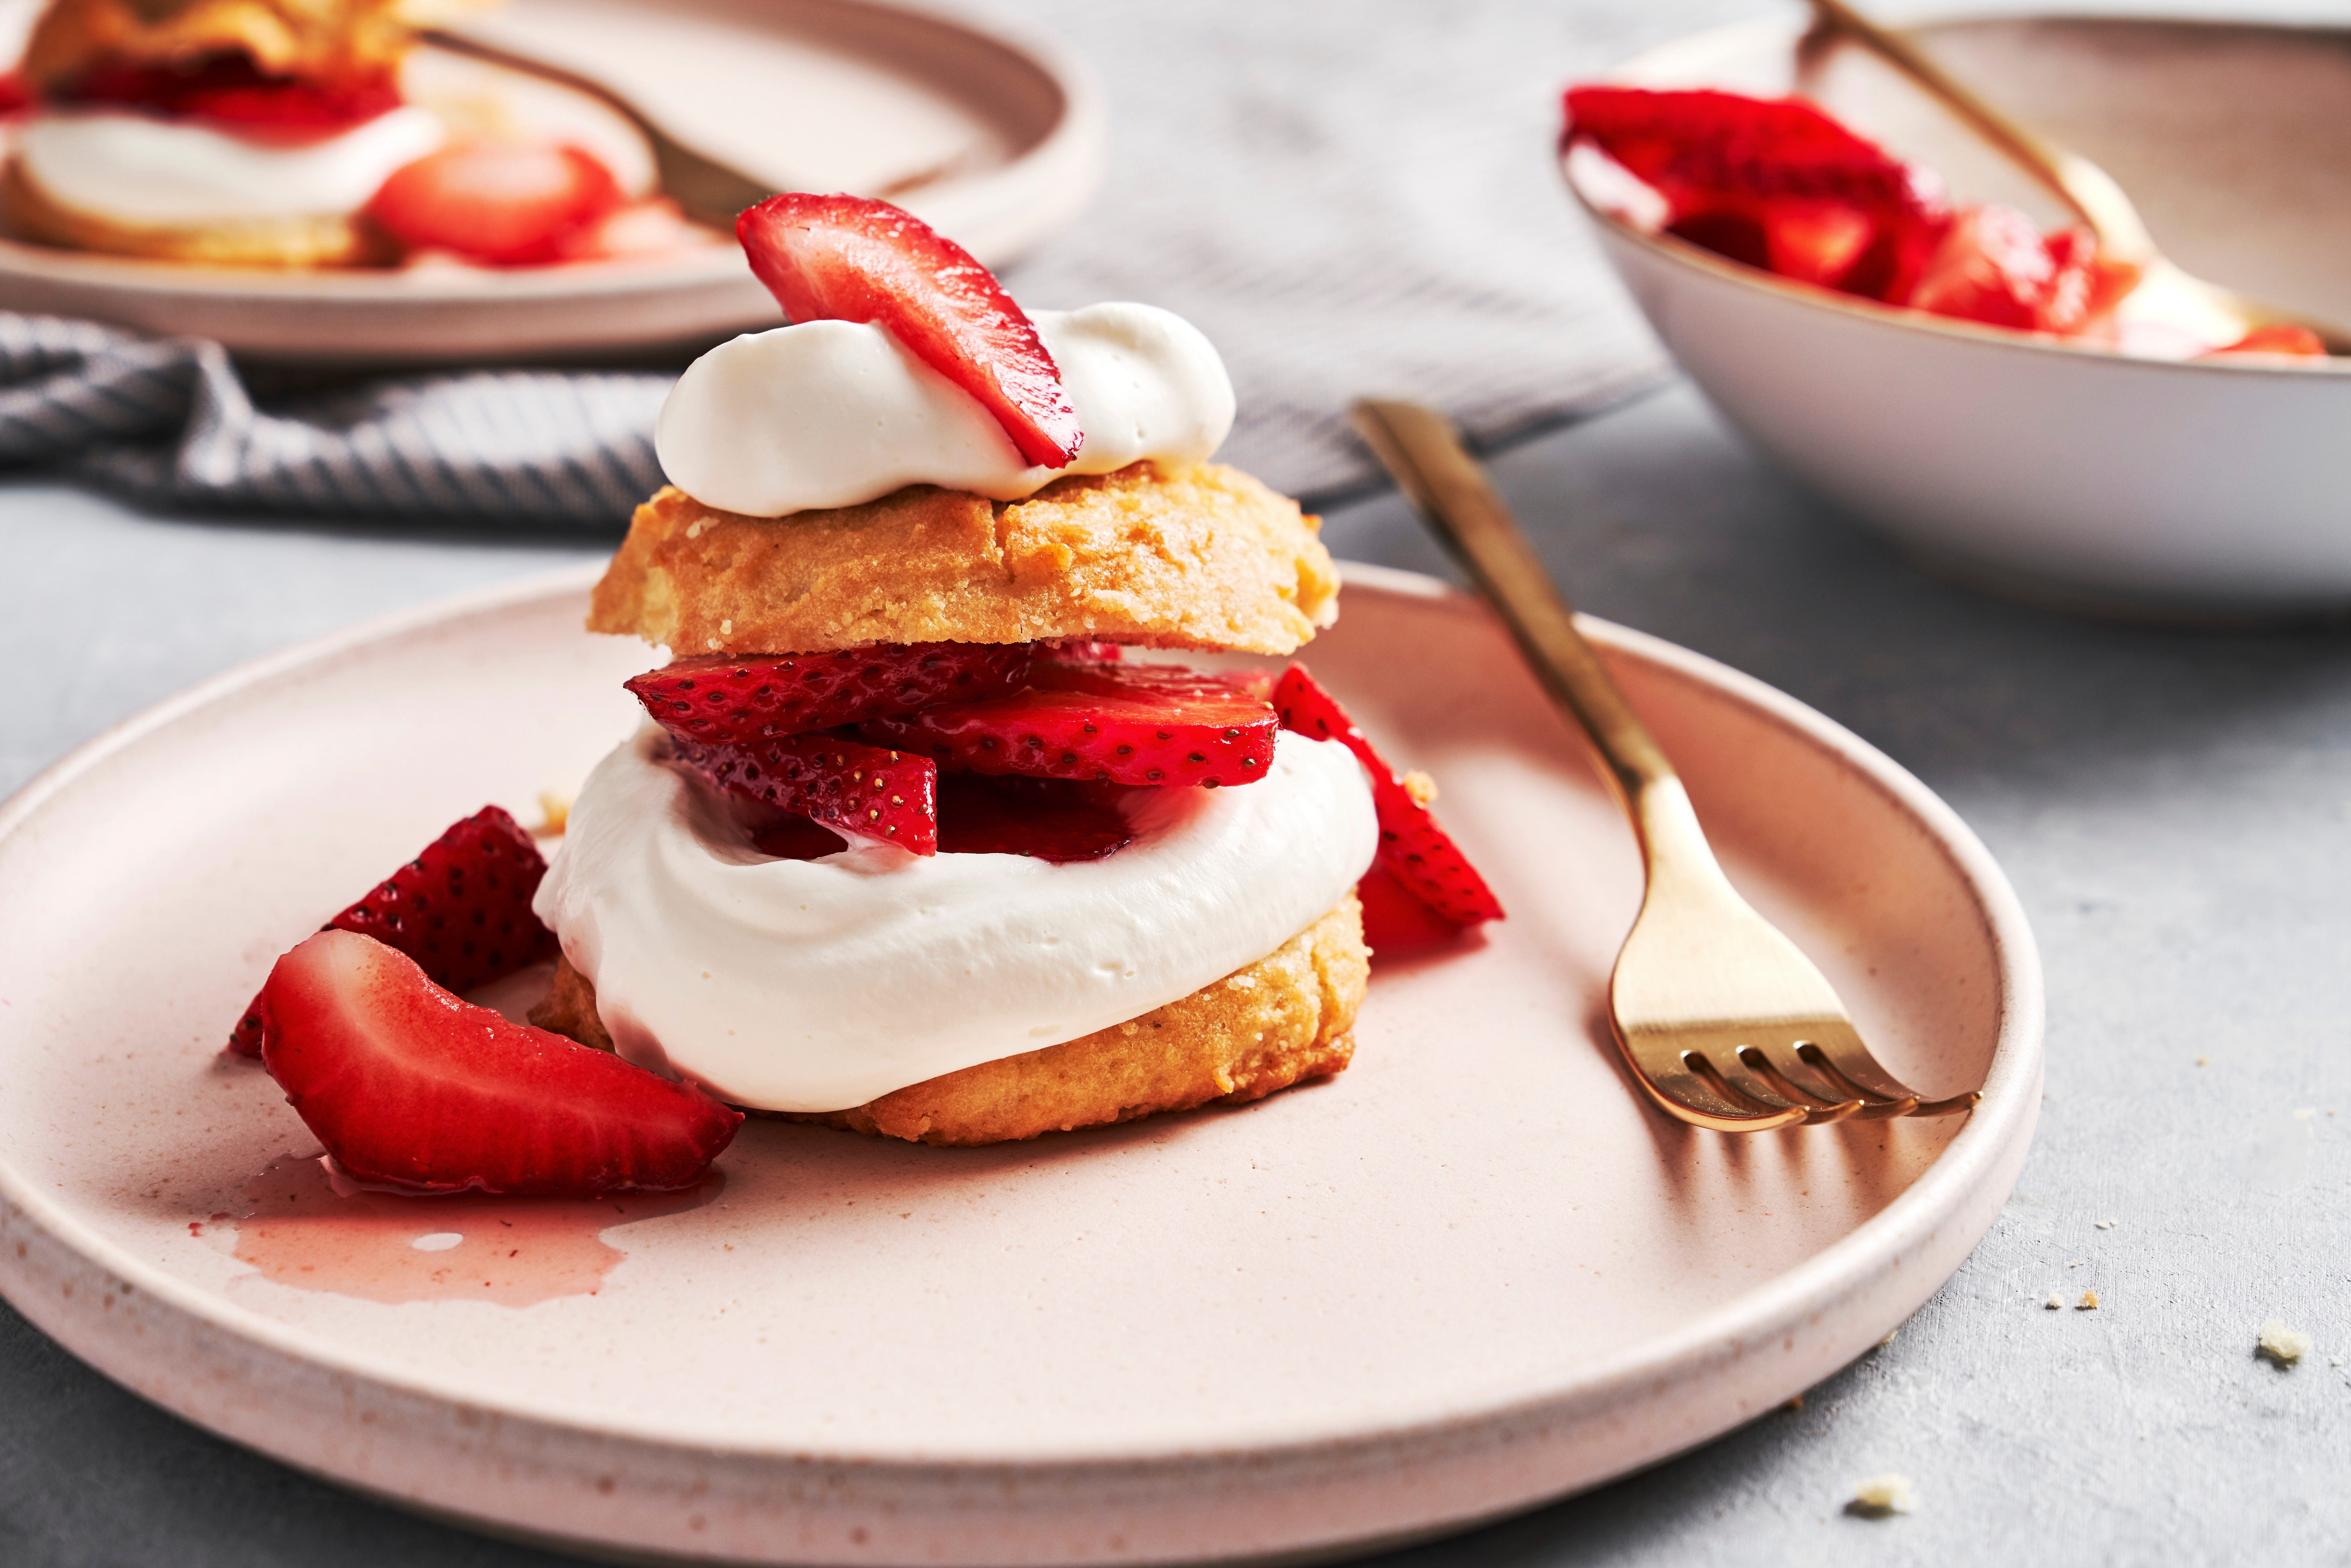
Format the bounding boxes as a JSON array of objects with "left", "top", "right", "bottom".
[
  {"left": 522, "top": 195, "right": 1501, "bottom": 1146},
  {"left": 6, "top": 0, "right": 695, "bottom": 268},
  {"left": 228, "top": 195, "right": 1501, "bottom": 1191}
]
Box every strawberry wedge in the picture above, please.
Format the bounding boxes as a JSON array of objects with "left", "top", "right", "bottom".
[
  {"left": 260, "top": 931, "right": 740, "bottom": 1196},
  {"left": 227, "top": 805, "right": 558, "bottom": 1057},
  {"left": 627, "top": 643, "right": 1034, "bottom": 745},
  {"left": 859, "top": 658, "right": 1277, "bottom": 789},
  {"left": 736, "top": 194, "right": 1084, "bottom": 467},
  {"left": 672, "top": 732, "right": 939, "bottom": 853},
  {"left": 1273, "top": 666, "right": 1503, "bottom": 927}
]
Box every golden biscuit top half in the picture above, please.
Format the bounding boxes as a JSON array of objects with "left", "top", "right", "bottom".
[
  {"left": 22, "top": 0, "right": 484, "bottom": 87},
  {"left": 590, "top": 460, "right": 1342, "bottom": 658}
]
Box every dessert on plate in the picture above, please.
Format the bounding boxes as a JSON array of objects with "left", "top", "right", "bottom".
[
  {"left": 5, "top": 0, "right": 700, "bottom": 267},
  {"left": 1563, "top": 85, "right": 2330, "bottom": 360},
  {"left": 226, "top": 194, "right": 1501, "bottom": 1191}
]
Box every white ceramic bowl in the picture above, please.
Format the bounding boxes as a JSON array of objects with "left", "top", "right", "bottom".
[{"left": 1564, "top": 14, "right": 2351, "bottom": 617}]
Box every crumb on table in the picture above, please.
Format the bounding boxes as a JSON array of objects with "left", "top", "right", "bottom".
[
  {"left": 2257, "top": 1319, "right": 2313, "bottom": 1367},
  {"left": 1848, "top": 1475, "right": 1915, "bottom": 1518},
  {"left": 2076, "top": 1290, "right": 2099, "bottom": 1311}
]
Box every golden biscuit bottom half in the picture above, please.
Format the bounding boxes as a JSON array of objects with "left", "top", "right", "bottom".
[
  {"left": 4, "top": 160, "right": 391, "bottom": 268},
  {"left": 589, "top": 461, "right": 1341, "bottom": 657},
  {"left": 531, "top": 893, "right": 1369, "bottom": 1147}
]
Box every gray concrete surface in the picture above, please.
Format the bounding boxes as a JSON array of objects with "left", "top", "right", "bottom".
[{"left": 4, "top": 380, "right": 2346, "bottom": 1565}]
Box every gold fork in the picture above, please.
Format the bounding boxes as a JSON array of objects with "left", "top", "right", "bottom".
[{"left": 1350, "top": 399, "right": 1980, "bottom": 1132}]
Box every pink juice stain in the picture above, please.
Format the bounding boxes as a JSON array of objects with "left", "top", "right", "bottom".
[{"left": 215, "top": 1155, "right": 725, "bottom": 1308}]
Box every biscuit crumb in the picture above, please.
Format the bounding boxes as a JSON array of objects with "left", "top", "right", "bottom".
[
  {"left": 536, "top": 789, "right": 573, "bottom": 835},
  {"left": 2044, "top": 1290, "right": 2064, "bottom": 1310},
  {"left": 1847, "top": 1475, "right": 1914, "bottom": 1517},
  {"left": 1402, "top": 770, "right": 1439, "bottom": 806},
  {"left": 2095, "top": 1219, "right": 2116, "bottom": 1230},
  {"left": 2195, "top": 1056, "right": 2209, "bottom": 1066},
  {"left": 2076, "top": 1291, "right": 2099, "bottom": 1311},
  {"left": 2257, "top": 1320, "right": 2312, "bottom": 1366}
]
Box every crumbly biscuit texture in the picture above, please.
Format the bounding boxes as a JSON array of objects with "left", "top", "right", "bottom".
[
  {"left": 5, "top": 159, "right": 389, "bottom": 266},
  {"left": 22, "top": 0, "right": 472, "bottom": 87},
  {"left": 531, "top": 893, "right": 1368, "bottom": 1146},
  {"left": 587, "top": 462, "right": 1341, "bottom": 656}
]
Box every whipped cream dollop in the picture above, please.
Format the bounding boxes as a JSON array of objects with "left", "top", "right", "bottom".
[
  {"left": 534, "top": 726, "right": 1377, "bottom": 1112},
  {"left": 16, "top": 106, "right": 448, "bottom": 226},
  {"left": 655, "top": 302, "right": 1239, "bottom": 518}
]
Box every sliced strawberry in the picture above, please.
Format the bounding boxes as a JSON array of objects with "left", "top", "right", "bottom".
[
  {"left": 627, "top": 644, "right": 1034, "bottom": 746},
  {"left": 749, "top": 812, "right": 851, "bottom": 860},
  {"left": 1354, "top": 861, "right": 1467, "bottom": 956},
  {"left": 227, "top": 805, "right": 558, "bottom": 1058},
  {"left": 936, "top": 774, "right": 1137, "bottom": 862},
  {"left": 260, "top": 930, "right": 739, "bottom": 1196},
  {"left": 1564, "top": 85, "right": 1950, "bottom": 303},
  {"left": 1903, "top": 207, "right": 2140, "bottom": 335},
  {"left": 859, "top": 659, "right": 1276, "bottom": 789},
  {"left": 1272, "top": 666, "right": 1503, "bottom": 927},
  {"left": 736, "top": 194, "right": 1083, "bottom": 467},
  {"left": 366, "top": 142, "right": 624, "bottom": 266},
  {"left": 672, "top": 732, "right": 939, "bottom": 854},
  {"left": 66, "top": 52, "right": 401, "bottom": 140}
]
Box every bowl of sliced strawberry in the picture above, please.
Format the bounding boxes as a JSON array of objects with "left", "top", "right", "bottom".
[{"left": 1560, "top": 13, "right": 2351, "bottom": 617}]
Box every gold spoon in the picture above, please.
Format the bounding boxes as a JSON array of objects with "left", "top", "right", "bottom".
[{"left": 1806, "top": 0, "right": 2351, "bottom": 354}]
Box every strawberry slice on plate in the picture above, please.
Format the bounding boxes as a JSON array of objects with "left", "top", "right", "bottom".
[
  {"left": 672, "top": 732, "right": 939, "bottom": 854},
  {"left": 259, "top": 930, "right": 740, "bottom": 1196},
  {"left": 1272, "top": 665, "right": 1503, "bottom": 927},
  {"left": 736, "top": 194, "right": 1084, "bottom": 468},
  {"left": 628, "top": 643, "right": 1035, "bottom": 746},
  {"left": 859, "top": 658, "right": 1277, "bottom": 789},
  {"left": 227, "top": 804, "right": 558, "bottom": 1057},
  {"left": 366, "top": 142, "right": 624, "bottom": 266}
]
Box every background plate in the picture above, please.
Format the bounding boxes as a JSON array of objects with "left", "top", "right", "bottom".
[
  {"left": 0, "top": 0, "right": 1105, "bottom": 361},
  {"left": 0, "top": 563, "right": 2041, "bottom": 1565}
]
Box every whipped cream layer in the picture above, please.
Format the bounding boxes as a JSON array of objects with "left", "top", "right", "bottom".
[
  {"left": 655, "top": 302, "right": 1239, "bottom": 518},
  {"left": 16, "top": 105, "right": 446, "bottom": 226},
  {"left": 535, "top": 726, "right": 1377, "bottom": 1112}
]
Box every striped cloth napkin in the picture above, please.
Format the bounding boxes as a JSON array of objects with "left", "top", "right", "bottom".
[{"left": 0, "top": 0, "right": 1731, "bottom": 529}]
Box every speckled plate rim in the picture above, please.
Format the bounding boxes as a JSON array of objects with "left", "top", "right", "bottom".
[{"left": 0, "top": 561, "right": 2044, "bottom": 1561}]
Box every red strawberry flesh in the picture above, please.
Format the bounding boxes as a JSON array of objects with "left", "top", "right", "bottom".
[
  {"left": 1564, "top": 85, "right": 1950, "bottom": 304},
  {"left": 627, "top": 643, "right": 1034, "bottom": 746},
  {"left": 671, "top": 731, "right": 939, "bottom": 854},
  {"left": 365, "top": 142, "right": 624, "bottom": 267},
  {"left": 227, "top": 804, "right": 558, "bottom": 1057},
  {"left": 859, "top": 659, "right": 1276, "bottom": 789},
  {"left": 1273, "top": 665, "right": 1503, "bottom": 927},
  {"left": 936, "top": 774, "right": 1138, "bottom": 862},
  {"left": 259, "top": 930, "right": 740, "bottom": 1196},
  {"left": 736, "top": 194, "right": 1083, "bottom": 467}
]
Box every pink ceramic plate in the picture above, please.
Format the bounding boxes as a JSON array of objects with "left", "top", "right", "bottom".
[{"left": 0, "top": 563, "right": 2042, "bottom": 1565}]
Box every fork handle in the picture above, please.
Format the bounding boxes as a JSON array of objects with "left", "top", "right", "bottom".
[{"left": 1348, "top": 400, "right": 1715, "bottom": 869}]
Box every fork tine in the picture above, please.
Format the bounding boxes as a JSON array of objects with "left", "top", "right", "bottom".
[
  {"left": 1791, "top": 1024, "right": 1922, "bottom": 1120},
  {"left": 1698, "top": 1045, "right": 1861, "bottom": 1126},
  {"left": 1614, "top": 1025, "right": 1809, "bottom": 1133},
  {"left": 1734, "top": 1045, "right": 1864, "bottom": 1124}
]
